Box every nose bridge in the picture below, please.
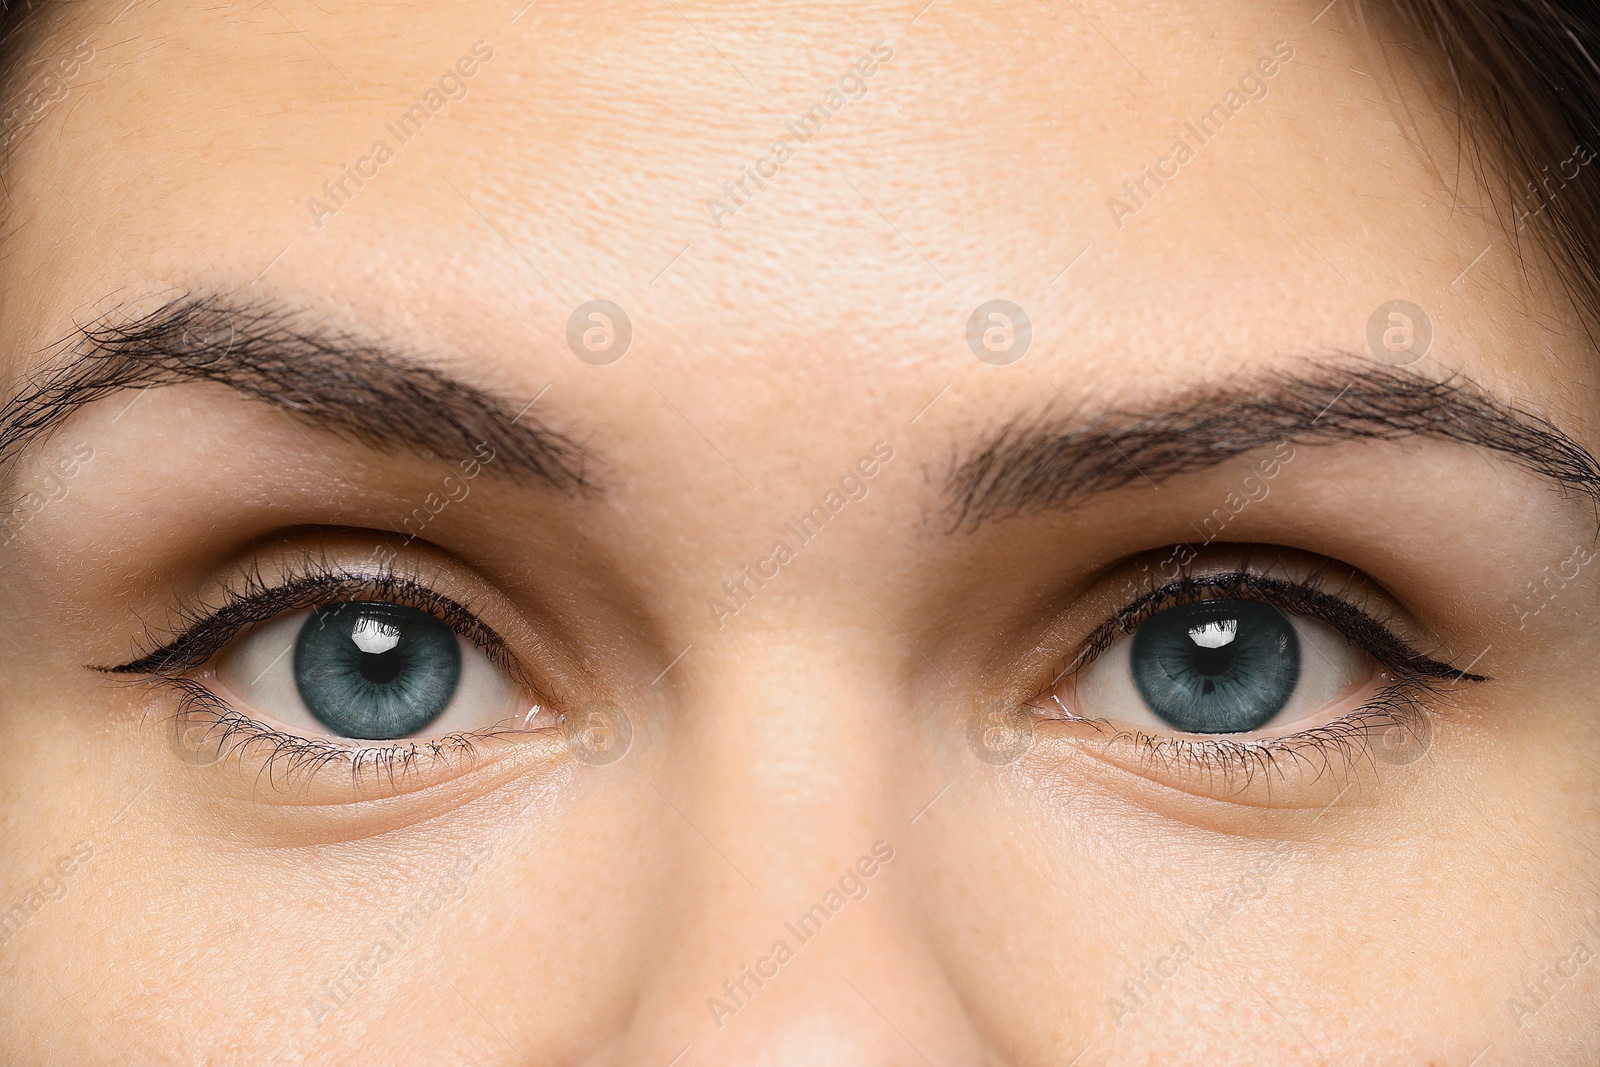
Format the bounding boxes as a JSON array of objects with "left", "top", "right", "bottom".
[{"left": 611, "top": 631, "right": 990, "bottom": 1065}]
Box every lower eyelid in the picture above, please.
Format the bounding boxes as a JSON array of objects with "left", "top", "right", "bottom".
[
  {"left": 1025, "top": 681, "right": 1442, "bottom": 818},
  {"left": 153, "top": 678, "right": 567, "bottom": 814}
]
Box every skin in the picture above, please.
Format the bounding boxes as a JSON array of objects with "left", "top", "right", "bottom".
[{"left": 0, "top": 0, "right": 1597, "bottom": 1063}]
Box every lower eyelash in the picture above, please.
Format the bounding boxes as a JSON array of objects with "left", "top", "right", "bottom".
[
  {"left": 155, "top": 677, "right": 536, "bottom": 788},
  {"left": 1031, "top": 683, "right": 1443, "bottom": 791}
]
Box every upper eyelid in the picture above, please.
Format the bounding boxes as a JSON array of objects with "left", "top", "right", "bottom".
[
  {"left": 96, "top": 568, "right": 520, "bottom": 682},
  {"left": 1047, "top": 569, "right": 1488, "bottom": 694}
]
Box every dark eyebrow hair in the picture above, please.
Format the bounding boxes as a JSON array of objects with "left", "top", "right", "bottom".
[
  {"left": 0, "top": 296, "right": 594, "bottom": 489},
  {"left": 947, "top": 362, "right": 1600, "bottom": 530}
]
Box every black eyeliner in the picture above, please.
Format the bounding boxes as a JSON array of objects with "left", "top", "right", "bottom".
[
  {"left": 96, "top": 559, "right": 519, "bottom": 680},
  {"left": 1056, "top": 568, "right": 1489, "bottom": 691}
]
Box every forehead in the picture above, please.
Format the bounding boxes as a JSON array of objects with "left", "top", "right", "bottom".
[{"left": 0, "top": 0, "right": 1565, "bottom": 418}]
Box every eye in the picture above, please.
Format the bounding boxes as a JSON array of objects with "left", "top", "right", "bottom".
[
  {"left": 213, "top": 600, "right": 530, "bottom": 741},
  {"left": 1069, "top": 598, "right": 1373, "bottom": 736},
  {"left": 1027, "top": 560, "right": 1489, "bottom": 807}
]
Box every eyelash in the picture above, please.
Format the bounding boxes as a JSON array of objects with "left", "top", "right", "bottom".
[
  {"left": 105, "top": 558, "right": 522, "bottom": 678},
  {"left": 101, "top": 554, "right": 1488, "bottom": 788},
  {"left": 160, "top": 679, "right": 509, "bottom": 785},
  {"left": 1028, "top": 564, "right": 1488, "bottom": 782},
  {"left": 100, "top": 557, "right": 545, "bottom": 781}
]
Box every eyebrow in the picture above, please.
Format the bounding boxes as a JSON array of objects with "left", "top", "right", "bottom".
[
  {"left": 947, "top": 362, "right": 1600, "bottom": 529},
  {"left": 0, "top": 296, "right": 594, "bottom": 489}
]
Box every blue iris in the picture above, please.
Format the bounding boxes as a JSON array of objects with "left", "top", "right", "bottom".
[
  {"left": 293, "top": 601, "right": 461, "bottom": 740},
  {"left": 1129, "top": 599, "right": 1300, "bottom": 734}
]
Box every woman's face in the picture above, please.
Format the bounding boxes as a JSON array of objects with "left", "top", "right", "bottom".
[{"left": 1, "top": 0, "right": 1596, "bottom": 1063}]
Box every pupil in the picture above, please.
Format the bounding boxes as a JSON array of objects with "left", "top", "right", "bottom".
[
  {"left": 1191, "top": 645, "right": 1234, "bottom": 676},
  {"left": 358, "top": 647, "right": 404, "bottom": 685},
  {"left": 1128, "top": 599, "right": 1300, "bottom": 734}
]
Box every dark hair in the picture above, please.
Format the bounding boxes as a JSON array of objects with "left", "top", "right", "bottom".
[
  {"left": 1382, "top": 1, "right": 1600, "bottom": 330},
  {"left": 1, "top": 1, "right": 1599, "bottom": 325}
]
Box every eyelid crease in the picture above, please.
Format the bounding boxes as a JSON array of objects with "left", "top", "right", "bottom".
[
  {"left": 94, "top": 554, "right": 527, "bottom": 688},
  {"left": 1042, "top": 563, "right": 1490, "bottom": 699}
]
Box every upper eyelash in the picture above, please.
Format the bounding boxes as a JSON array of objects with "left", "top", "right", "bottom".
[
  {"left": 96, "top": 555, "right": 523, "bottom": 683},
  {"left": 1046, "top": 566, "right": 1490, "bottom": 694}
]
